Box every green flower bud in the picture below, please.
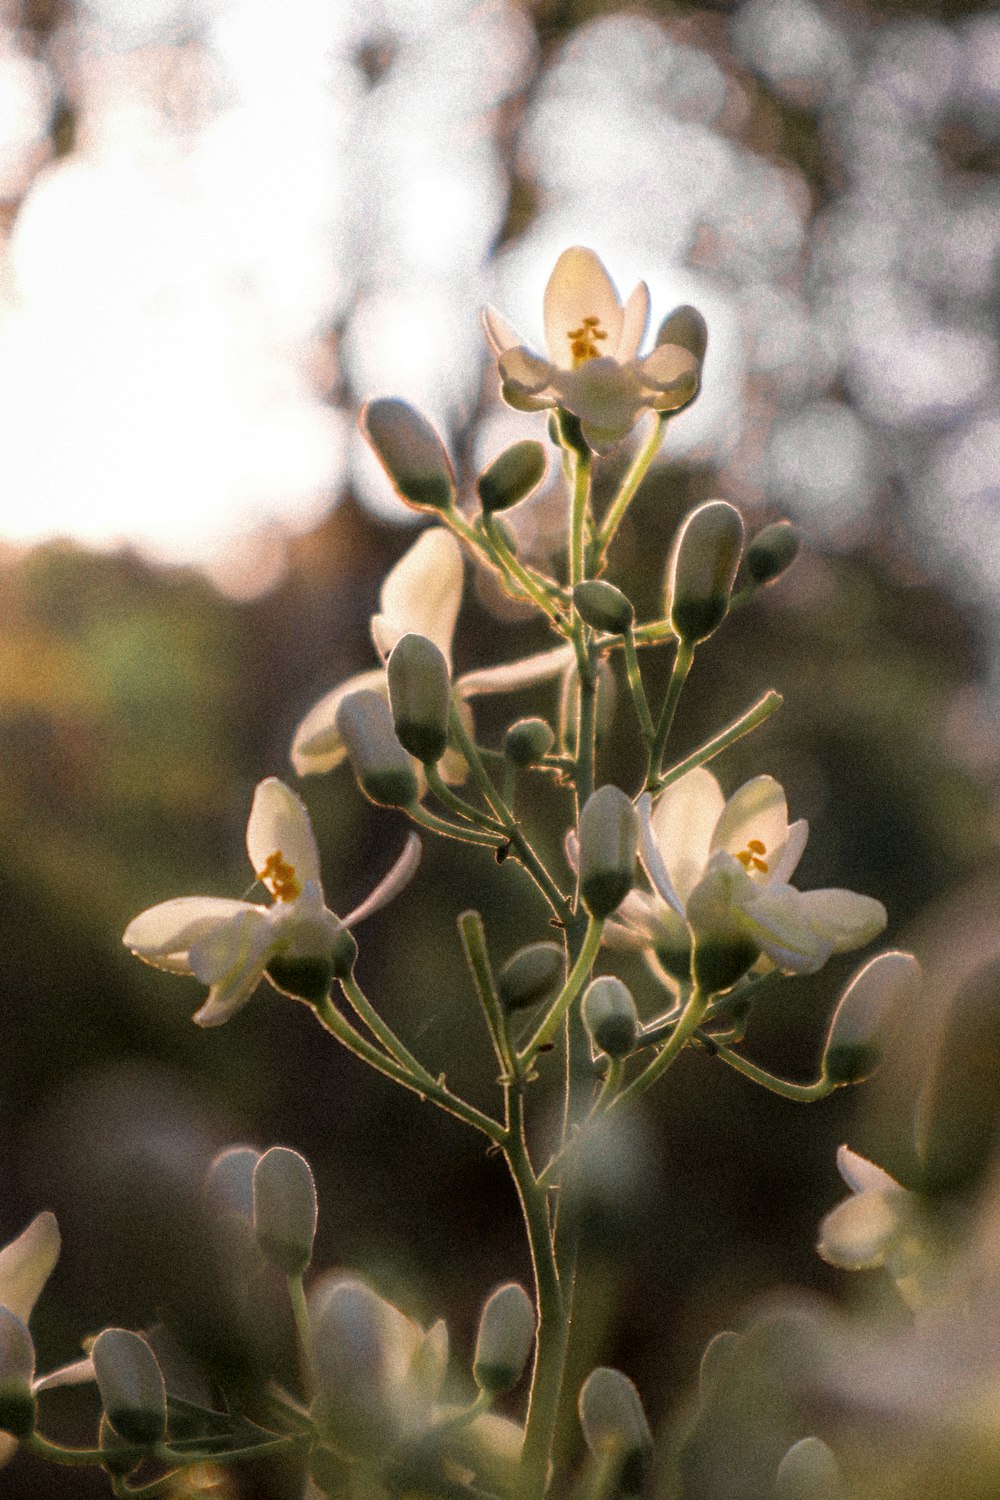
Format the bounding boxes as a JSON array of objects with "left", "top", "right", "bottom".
[
  {"left": 578, "top": 1367, "right": 653, "bottom": 1496},
  {"left": 387, "top": 633, "right": 451, "bottom": 765},
  {"left": 667, "top": 500, "right": 744, "bottom": 646},
  {"left": 477, "top": 440, "right": 547, "bottom": 513},
  {"left": 746, "top": 520, "right": 799, "bottom": 586},
  {"left": 582, "top": 976, "right": 639, "bottom": 1059},
  {"left": 504, "top": 718, "right": 555, "bottom": 768},
  {"left": 578, "top": 786, "right": 638, "bottom": 921},
  {"left": 92, "top": 1328, "right": 167, "bottom": 1447},
  {"left": 0, "top": 1307, "right": 35, "bottom": 1439},
  {"left": 498, "top": 941, "right": 565, "bottom": 1012},
  {"left": 822, "top": 951, "right": 920, "bottom": 1086},
  {"left": 472, "top": 1282, "right": 535, "bottom": 1396},
  {"left": 775, "top": 1437, "right": 842, "bottom": 1500},
  {"left": 686, "top": 862, "right": 760, "bottom": 994},
  {"left": 336, "top": 690, "right": 419, "bottom": 808},
  {"left": 310, "top": 1277, "right": 403, "bottom": 1456},
  {"left": 553, "top": 408, "right": 589, "bottom": 455},
  {"left": 266, "top": 954, "right": 335, "bottom": 1004},
  {"left": 253, "top": 1146, "right": 318, "bottom": 1278},
  {"left": 573, "top": 581, "right": 634, "bottom": 635},
  {"left": 361, "top": 399, "right": 456, "bottom": 513},
  {"left": 204, "top": 1145, "right": 261, "bottom": 1223},
  {"left": 656, "top": 304, "right": 708, "bottom": 367}
]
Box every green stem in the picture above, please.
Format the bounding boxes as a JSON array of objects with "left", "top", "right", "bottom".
[
  {"left": 573, "top": 646, "right": 599, "bottom": 811},
  {"left": 406, "top": 801, "right": 508, "bottom": 850},
  {"left": 24, "top": 1434, "right": 109, "bottom": 1466},
  {"left": 446, "top": 505, "right": 568, "bottom": 620},
  {"left": 610, "top": 986, "right": 709, "bottom": 1112},
  {"left": 646, "top": 639, "right": 695, "bottom": 790},
  {"left": 483, "top": 512, "right": 570, "bottom": 629},
  {"left": 458, "top": 909, "right": 515, "bottom": 1080},
  {"left": 340, "top": 970, "right": 442, "bottom": 1088},
  {"left": 426, "top": 764, "right": 507, "bottom": 833},
  {"left": 570, "top": 449, "right": 592, "bottom": 591},
  {"left": 593, "top": 414, "right": 666, "bottom": 560},
  {"left": 657, "top": 691, "right": 783, "bottom": 791},
  {"left": 594, "top": 1055, "right": 623, "bottom": 1110},
  {"left": 519, "top": 916, "right": 604, "bottom": 1066},
  {"left": 286, "top": 1273, "right": 316, "bottom": 1400},
  {"left": 707, "top": 1040, "right": 834, "bottom": 1101},
  {"left": 622, "top": 627, "right": 655, "bottom": 743}
]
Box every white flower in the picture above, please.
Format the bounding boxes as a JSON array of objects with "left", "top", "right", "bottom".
[
  {"left": 610, "top": 767, "right": 885, "bottom": 978},
  {"left": 482, "top": 246, "right": 700, "bottom": 454},
  {"left": 123, "top": 778, "right": 420, "bottom": 1026},
  {"left": 290, "top": 527, "right": 573, "bottom": 779},
  {"left": 818, "top": 1146, "right": 936, "bottom": 1309}
]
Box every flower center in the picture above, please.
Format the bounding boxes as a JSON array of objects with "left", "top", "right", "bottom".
[
  {"left": 567, "top": 315, "right": 608, "bottom": 368},
  {"left": 259, "top": 850, "right": 302, "bottom": 902},
  {"left": 736, "top": 838, "right": 769, "bottom": 874}
]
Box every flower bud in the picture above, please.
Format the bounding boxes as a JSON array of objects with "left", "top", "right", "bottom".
[
  {"left": 504, "top": 717, "right": 555, "bottom": 768},
  {"left": 498, "top": 941, "right": 565, "bottom": 1012},
  {"left": 578, "top": 1367, "right": 653, "bottom": 1495},
  {"left": 776, "top": 1437, "right": 842, "bottom": 1500},
  {"left": 310, "top": 1277, "right": 424, "bottom": 1457},
  {"left": 387, "top": 633, "right": 451, "bottom": 765},
  {"left": 477, "top": 441, "right": 547, "bottom": 513},
  {"left": 687, "top": 862, "right": 760, "bottom": 994},
  {"left": 667, "top": 500, "right": 744, "bottom": 646},
  {"left": 337, "top": 690, "right": 419, "bottom": 808},
  {"left": 92, "top": 1329, "right": 167, "bottom": 1447},
  {"left": 746, "top": 520, "right": 799, "bottom": 586},
  {"left": 472, "top": 1282, "right": 535, "bottom": 1396},
  {"left": 578, "top": 786, "right": 638, "bottom": 921},
  {"left": 822, "top": 951, "right": 921, "bottom": 1086},
  {"left": 656, "top": 304, "right": 708, "bottom": 368},
  {"left": 0, "top": 1307, "right": 35, "bottom": 1439},
  {"left": 204, "top": 1145, "right": 261, "bottom": 1224},
  {"left": 573, "top": 581, "right": 634, "bottom": 635},
  {"left": 582, "top": 976, "right": 639, "bottom": 1059},
  {"left": 552, "top": 408, "right": 589, "bottom": 455},
  {"left": 362, "top": 399, "right": 456, "bottom": 513},
  {"left": 253, "top": 1147, "right": 318, "bottom": 1278}
]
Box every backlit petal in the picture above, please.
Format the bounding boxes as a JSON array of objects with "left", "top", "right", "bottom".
[
  {"left": 188, "top": 905, "right": 273, "bottom": 986},
  {"left": 553, "top": 359, "right": 644, "bottom": 445},
  {"left": 836, "top": 1144, "right": 902, "bottom": 1197},
  {"left": 455, "top": 643, "right": 574, "bottom": 698},
  {"left": 246, "top": 778, "right": 322, "bottom": 893},
  {"left": 650, "top": 768, "right": 725, "bottom": 906},
  {"left": 770, "top": 819, "right": 809, "bottom": 884},
  {"left": 794, "top": 889, "right": 887, "bottom": 953},
  {"left": 371, "top": 529, "right": 463, "bottom": 667},
  {"left": 543, "top": 248, "right": 624, "bottom": 369},
  {"left": 618, "top": 282, "right": 650, "bottom": 361},
  {"left": 711, "top": 775, "right": 790, "bottom": 881},
  {"left": 498, "top": 346, "right": 555, "bottom": 396},
  {"left": 637, "top": 792, "right": 686, "bottom": 917},
  {"left": 482, "top": 305, "right": 525, "bottom": 355},
  {"left": 817, "top": 1190, "right": 909, "bottom": 1270},
  {"left": 636, "top": 343, "right": 699, "bottom": 393},
  {"left": 123, "top": 896, "right": 255, "bottom": 972},
  {"left": 739, "top": 883, "right": 833, "bottom": 973},
  {"left": 290, "top": 668, "right": 387, "bottom": 777},
  {"left": 0, "top": 1212, "right": 60, "bottom": 1323},
  {"left": 342, "top": 833, "right": 422, "bottom": 929}
]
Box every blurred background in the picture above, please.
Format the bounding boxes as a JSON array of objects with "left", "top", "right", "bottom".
[{"left": 0, "top": 0, "right": 998, "bottom": 1494}]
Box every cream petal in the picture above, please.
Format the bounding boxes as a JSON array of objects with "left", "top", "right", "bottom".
[
  {"left": 602, "top": 915, "right": 656, "bottom": 952},
  {"left": 618, "top": 282, "right": 650, "bottom": 361},
  {"left": 291, "top": 668, "right": 387, "bottom": 777},
  {"left": 0, "top": 1212, "right": 60, "bottom": 1324},
  {"left": 246, "top": 777, "right": 322, "bottom": 894},
  {"left": 498, "top": 346, "right": 556, "bottom": 395},
  {"left": 738, "top": 884, "right": 833, "bottom": 974},
  {"left": 481, "top": 304, "right": 525, "bottom": 355},
  {"left": 636, "top": 343, "right": 699, "bottom": 394},
  {"left": 637, "top": 792, "right": 686, "bottom": 917},
  {"left": 342, "top": 833, "right": 422, "bottom": 928},
  {"left": 371, "top": 528, "right": 463, "bottom": 667},
  {"left": 501, "top": 381, "right": 558, "bottom": 413},
  {"left": 123, "top": 896, "right": 255, "bottom": 971},
  {"left": 188, "top": 905, "right": 273, "bottom": 986},
  {"left": 455, "top": 643, "right": 574, "bottom": 698},
  {"left": 650, "top": 768, "right": 725, "bottom": 906},
  {"left": 769, "top": 819, "right": 809, "bottom": 884},
  {"left": 836, "top": 1144, "right": 902, "bottom": 1196},
  {"left": 711, "top": 775, "right": 790, "bottom": 882},
  {"left": 817, "top": 1190, "right": 909, "bottom": 1270},
  {"left": 34, "top": 1356, "right": 96, "bottom": 1391},
  {"left": 794, "top": 889, "right": 887, "bottom": 953},
  {"left": 543, "top": 247, "right": 624, "bottom": 370}
]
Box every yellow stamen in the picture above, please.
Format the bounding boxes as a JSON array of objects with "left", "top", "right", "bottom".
[
  {"left": 567, "top": 314, "right": 609, "bottom": 367},
  {"left": 736, "top": 838, "right": 769, "bottom": 874},
  {"left": 260, "top": 850, "right": 301, "bottom": 902}
]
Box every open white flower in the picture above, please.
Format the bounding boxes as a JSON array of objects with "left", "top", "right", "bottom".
[
  {"left": 817, "top": 1146, "right": 939, "bottom": 1310},
  {"left": 290, "top": 527, "right": 573, "bottom": 778},
  {"left": 123, "top": 778, "right": 420, "bottom": 1026},
  {"left": 482, "top": 247, "right": 700, "bottom": 454},
  {"left": 608, "top": 767, "right": 885, "bottom": 980}
]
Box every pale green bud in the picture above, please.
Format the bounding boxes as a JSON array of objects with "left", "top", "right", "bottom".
[
  {"left": 472, "top": 1282, "right": 535, "bottom": 1395},
  {"left": 746, "top": 520, "right": 799, "bottom": 586},
  {"left": 573, "top": 581, "right": 634, "bottom": 635},
  {"left": 656, "top": 304, "right": 708, "bottom": 367},
  {"left": 310, "top": 1277, "right": 402, "bottom": 1456},
  {"left": 92, "top": 1328, "right": 167, "bottom": 1447},
  {"left": 477, "top": 440, "right": 547, "bottom": 513},
  {"left": 362, "top": 399, "right": 456, "bottom": 513},
  {"left": 578, "top": 1367, "right": 653, "bottom": 1495},
  {"left": 667, "top": 500, "right": 744, "bottom": 646},
  {"left": 775, "top": 1437, "right": 842, "bottom": 1500},
  {"left": 582, "top": 976, "right": 639, "bottom": 1059},
  {"left": 337, "top": 690, "right": 419, "bottom": 808},
  {"left": 387, "top": 633, "right": 451, "bottom": 765},
  {"left": 687, "top": 862, "right": 759, "bottom": 994},
  {"left": 0, "top": 1306, "right": 35, "bottom": 1438},
  {"left": 204, "top": 1145, "right": 261, "bottom": 1223},
  {"left": 253, "top": 1146, "right": 318, "bottom": 1277},
  {"left": 498, "top": 942, "right": 565, "bottom": 1012},
  {"left": 504, "top": 717, "right": 555, "bottom": 768},
  {"left": 822, "top": 951, "right": 921, "bottom": 1086},
  {"left": 578, "top": 786, "right": 639, "bottom": 921}
]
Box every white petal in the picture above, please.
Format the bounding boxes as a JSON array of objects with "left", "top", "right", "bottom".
[
  {"left": 613, "top": 888, "right": 665, "bottom": 940},
  {"left": 455, "top": 643, "right": 574, "bottom": 698},
  {"left": 836, "top": 1144, "right": 902, "bottom": 1196},
  {"left": 770, "top": 819, "right": 809, "bottom": 884},
  {"left": 371, "top": 529, "right": 463, "bottom": 668},
  {"left": 817, "top": 1190, "right": 909, "bottom": 1270},
  {"left": 0, "top": 1212, "right": 60, "bottom": 1323},
  {"left": 343, "top": 833, "right": 422, "bottom": 928},
  {"left": 123, "top": 897, "right": 254, "bottom": 971},
  {"left": 637, "top": 792, "right": 686, "bottom": 917},
  {"left": 794, "top": 889, "right": 887, "bottom": 953},
  {"left": 635, "top": 343, "right": 699, "bottom": 394},
  {"left": 618, "top": 282, "right": 650, "bottom": 361},
  {"left": 290, "top": 668, "right": 387, "bottom": 777},
  {"left": 554, "top": 360, "right": 644, "bottom": 446},
  {"left": 192, "top": 920, "right": 275, "bottom": 1028},
  {"left": 246, "top": 778, "right": 322, "bottom": 895},
  {"left": 498, "top": 346, "right": 556, "bottom": 395},
  {"left": 650, "top": 768, "right": 725, "bottom": 906},
  {"left": 543, "top": 247, "right": 624, "bottom": 369},
  {"left": 739, "top": 884, "right": 833, "bottom": 973},
  {"left": 481, "top": 305, "right": 526, "bottom": 355},
  {"left": 711, "top": 775, "right": 790, "bottom": 884},
  {"left": 188, "top": 905, "right": 273, "bottom": 986},
  {"left": 601, "top": 915, "right": 656, "bottom": 952},
  {"left": 35, "top": 1356, "right": 96, "bottom": 1391}
]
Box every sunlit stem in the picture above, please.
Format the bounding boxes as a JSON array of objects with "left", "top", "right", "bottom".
[
  {"left": 708, "top": 1040, "right": 834, "bottom": 1101},
  {"left": 592, "top": 413, "right": 666, "bottom": 561},
  {"left": 314, "top": 992, "right": 505, "bottom": 1144},
  {"left": 430, "top": 1389, "right": 493, "bottom": 1437},
  {"left": 340, "top": 970, "right": 440, "bottom": 1092},
  {"left": 406, "top": 801, "right": 508, "bottom": 850},
  {"left": 610, "top": 985, "right": 709, "bottom": 1112},
  {"left": 574, "top": 643, "right": 599, "bottom": 809},
  {"left": 622, "top": 625, "right": 655, "bottom": 743},
  {"left": 482, "top": 512, "right": 570, "bottom": 630},
  {"left": 570, "top": 448, "right": 592, "bottom": 592},
  {"left": 458, "top": 909, "right": 515, "bottom": 1080},
  {"left": 594, "top": 1055, "right": 623, "bottom": 1110},
  {"left": 519, "top": 915, "right": 604, "bottom": 1065},
  {"left": 24, "top": 1434, "right": 110, "bottom": 1466},
  {"left": 645, "top": 639, "right": 695, "bottom": 790},
  {"left": 446, "top": 505, "right": 568, "bottom": 624},
  {"left": 287, "top": 1272, "right": 316, "bottom": 1400},
  {"left": 656, "top": 690, "right": 783, "bottom": 791},
  {"left": 426, "top": 764, "right": 507, "bottom": 834}
]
